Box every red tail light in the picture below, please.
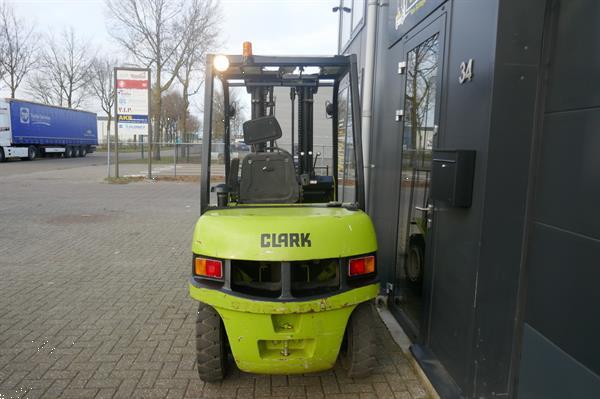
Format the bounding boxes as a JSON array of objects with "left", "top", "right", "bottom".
[
  {"left": 194, "top": 257, "right": 223, "bottom": 279},
  {"left": 348, "top": 255, "right": 376, "bottom": 277}
]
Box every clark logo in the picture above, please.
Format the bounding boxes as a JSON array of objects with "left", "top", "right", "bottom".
[{"left": 261, "top": 233, "right": 311, "bottom": 248}]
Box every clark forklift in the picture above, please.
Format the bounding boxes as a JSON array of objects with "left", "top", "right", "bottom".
[{"left": 189, "top": 43, "right": 379, "bottom": 381}]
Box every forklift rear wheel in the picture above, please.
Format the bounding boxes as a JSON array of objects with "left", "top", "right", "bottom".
[
  {"left": 196, "top": 302, "right": 227, "bottom": 382},
  {"left": 340, "top": 301, "right": 377, "bottom": 378}
]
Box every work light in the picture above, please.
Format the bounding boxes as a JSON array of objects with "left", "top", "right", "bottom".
[{"left": 213, "top": 55, "right": 230, "bottom": 72}]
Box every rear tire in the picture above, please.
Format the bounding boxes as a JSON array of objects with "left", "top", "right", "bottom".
[
  {"left": 0, "top": 147, "right": 5, "bottom": 162},
  {"left": 196, "top": 302, "right": 227, "bottom": 382},
  {"left": 64, "top": 146, "right": 72, "bottom": 158},
  {"left": 81, "top": 146, "right": 87, "bottom": 157},
  {"left": 340, "top": 302, "right": 377, "bottom": 378},
  {"left": 29, "top": 146, "right": 37, "bottom": 160},
  {"left": 21, "top": 146, "right": 37, "bottom": 161}
]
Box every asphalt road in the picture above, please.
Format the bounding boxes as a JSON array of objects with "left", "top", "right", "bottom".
[
  {"left": 0, "top": 149, "right": 193, "bottom": 178},
  {"left": 0, "top": 152, "right": 107, "bottom": 178}
]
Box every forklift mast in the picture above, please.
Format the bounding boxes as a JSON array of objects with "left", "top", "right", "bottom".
[
  {"left": 248, "top": 83, "right": 316, "bottom": 177},
  {"left": 297, "top": 86, "right": 315, "bottom": 176}
]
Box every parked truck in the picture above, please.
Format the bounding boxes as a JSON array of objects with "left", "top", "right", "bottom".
[{"left": 0, "top": 99, "right": 97, "bottom": 162}]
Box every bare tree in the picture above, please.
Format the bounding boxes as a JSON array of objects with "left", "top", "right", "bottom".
[
  {"left": 159, "top": 89, "right": 201, "bottom": 142},
  {"left": 90, "top": 58, "right": 117, "bottom": 144},
  {"left": 175, "top": 0, "right": 220, "bottom": 144},
  {"left": 211, "top": 86, "right": 246, "bottom": 141},
  {"left": 29, "top": 28, "right": 94, "bottom": 108},
  {"left": 0, "top": 3, "right": 38, "bottom": 98},
  {"left": 105, "top": 0, "right": 221, "bottom": 159},
  {"left": 0, "top": 7, "right": 6, "bottom": 85},
  {"left": 405, "top": 34, "right": 438, "bottom": 167}
]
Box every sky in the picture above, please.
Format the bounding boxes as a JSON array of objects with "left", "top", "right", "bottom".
[{"left": 1, "top": 0, "right": 341, "bottom": 114}]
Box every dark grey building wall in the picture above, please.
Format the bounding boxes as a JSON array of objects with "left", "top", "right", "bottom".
[
  {"left": 469, "top": 1, "right": 547, "bottom": 396},
  {"left": 426, "top": 2, "right": 498, "bottom": 393},
  {"left": 342, "top": 0, "right": 600, "bottom": 398},
  {"left": 517, "top": 1, "right": 600, "bottom": 397}
]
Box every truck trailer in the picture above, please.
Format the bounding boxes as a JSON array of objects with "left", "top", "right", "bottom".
[{"left": 0, "top": 99, "right": 97, "bottom": 161}]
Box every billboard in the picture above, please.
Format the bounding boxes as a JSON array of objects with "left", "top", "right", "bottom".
[{"left": 115, "top": 68, "right": 150, "bottom": 138}]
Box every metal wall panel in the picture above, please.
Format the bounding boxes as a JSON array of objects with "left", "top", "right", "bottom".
[
  {"left": 534, "top": 107, "right": 600, "bottom": 240},
  {"left": 366, "top": 4, "right": 405, "bottom": 288},
  {"left": 518, "top": 324, "right": 600, "bottom": 399},
  {"left": 546, "top": 1, "right": 600, "bottom": 112},
  {"left": 470, "top": 1, "right": 547, "bottom": 396},
  {"left": 425, "top": 1, "right": 497, "bottom": 393},
  {"left": 524, "top": 223, "right": 600, "bottom": 375},
  {"left": 387, "top": 0, "right": 446, "bottom": 47},
  {"left": 517, "top": 0, "right": 600, "bottom": 397}
]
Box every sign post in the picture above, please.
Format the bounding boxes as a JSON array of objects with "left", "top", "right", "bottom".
[
  {"left": 114, "top": 67, "right": 151, "bottom": 178},
  {"left": 107, "top": 122, "right": 111, "bottom": 178}
]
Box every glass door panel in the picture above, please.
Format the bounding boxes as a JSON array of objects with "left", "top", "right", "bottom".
[{"left": 394, "top": 32, "right": 440, "bottom": 334}]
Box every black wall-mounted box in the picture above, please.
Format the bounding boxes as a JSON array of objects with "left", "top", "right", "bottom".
[{"left": 431, "top": 150, "right": 476, "bottom": 208}]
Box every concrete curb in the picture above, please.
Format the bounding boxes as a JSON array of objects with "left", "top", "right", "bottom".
[{"left": 377, "top": 306, "right": 441, "bottom": 399}]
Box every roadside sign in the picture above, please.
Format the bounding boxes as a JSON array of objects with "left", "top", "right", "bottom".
[
  {"left": 113, "top": 67, "right": 152, "bottom": 178},
  {"left": 115, "top": 69, "right": 150, "bottom": 137}
]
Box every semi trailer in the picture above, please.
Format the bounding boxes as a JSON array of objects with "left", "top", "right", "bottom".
[{"left": 0, "top": 99, "right": 97, "bottom": 161}]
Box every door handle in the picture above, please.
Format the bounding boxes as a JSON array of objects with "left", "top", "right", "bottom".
[{"left": 415, "top": 205, "right": 434, "bottom": 212}]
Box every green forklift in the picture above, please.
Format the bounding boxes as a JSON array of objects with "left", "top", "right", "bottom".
[{"left": 189, "top": 44, "right": 379, "bottom": 381}]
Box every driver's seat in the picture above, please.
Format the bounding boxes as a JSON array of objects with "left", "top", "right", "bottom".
[{"left": 238, "top": 116, "right": 299, "bottom": 204}]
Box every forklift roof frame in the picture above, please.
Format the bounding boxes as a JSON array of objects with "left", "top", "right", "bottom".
[{"left": 200, "top": 54, "right": 365, "bottom": 214}]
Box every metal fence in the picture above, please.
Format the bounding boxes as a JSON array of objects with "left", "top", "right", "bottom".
[
  {"left": 101, "top": 142, "right": 337, "bottom": 180},
  {"left": 102, "top": 142, "right": 201, "bottom": 179}
]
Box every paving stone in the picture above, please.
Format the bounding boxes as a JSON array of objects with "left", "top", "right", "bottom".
[
  {"left": 86, "top": 378, "right": 122, "bottom": 389},
  {"left": 340, "top": 383, "right": 374, "bottom": 394},
  {"left": 60, "top": 388, "right": 99, "bottom": 398},
  {"left": 0, "top": 163, "right": 428, "bottom": 399},
  {"left": 96, "top": 387, "right": 117, "bottom": 399},
  {"left": 373, "top": 382, "right": 395, "bottom": 399},
  {"left": 40, "top": 379, "right": 71, "bottom": 399},
  {"left": 113, "top": 378, "right": 138, "bottom": 399}
]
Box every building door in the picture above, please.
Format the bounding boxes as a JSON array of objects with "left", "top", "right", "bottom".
[{"left": 391, "top": 16, "right": 445, "bottom": 339}]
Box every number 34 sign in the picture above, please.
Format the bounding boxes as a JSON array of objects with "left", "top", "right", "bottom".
[{"left": 459, "top": 59, "right": 474, "bottom": 84}]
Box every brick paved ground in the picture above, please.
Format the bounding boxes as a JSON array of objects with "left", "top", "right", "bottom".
[{"left": 0, "top": 162, "right": 428, "bottom": 399}]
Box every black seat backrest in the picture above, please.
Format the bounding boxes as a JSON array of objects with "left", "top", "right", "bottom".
[{"left": 239, "top": 152, "right": 299, "bottom": 204}]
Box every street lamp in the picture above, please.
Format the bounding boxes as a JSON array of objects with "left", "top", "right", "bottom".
[
  {"left": 332, "top": 6, "right": 351, "bottom": 13},
  {"left": 332, "top": 3, "right": 352, "bottom": 53}
]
